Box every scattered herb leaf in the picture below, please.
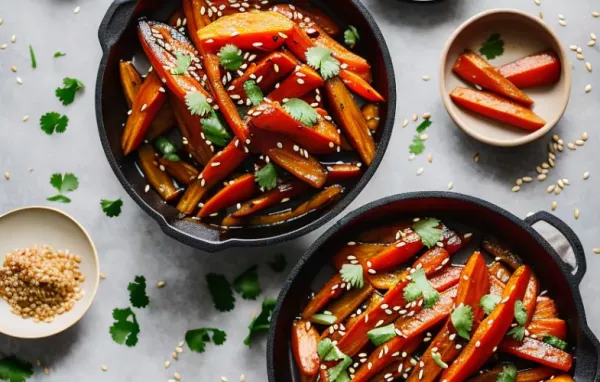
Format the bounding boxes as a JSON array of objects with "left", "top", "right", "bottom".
[
  {"left": 543, "top": 335, "right": 568, "bottom": 350},
  {"left": 243, "top": 80, "right": 264, "bottom": 106},
  {"left": 28, "top": 45, "right": 36, "bottom": 69},
  {"left": 46, "top": 195, "right": 71, "bottom": 203},
  {"left": 343, "top": 26, "right": 360, "bottom": 48},
  {"left": 480, "top": 294, "right": 501, "bottom": 315},
  {"left": 432, "top": 352, "right": 449, "bottom": 369},
  {"left": 218, "top": 44, "right": 243, "bottom": 71},
  {"left": 283, "top": 98, "right": 319, "bottom": 126},
  {"left": 185, "top": 91, "right": 211, "bottom": 117},
  {"left": 409, "top": 135, "right": 425, "bottom": 155},
  {"left": 255, "top": 163, "right": 278, "bottom": 190},
  {"left": 128, "top": 275, "right": 149, "bottom": 308},
  {"left": 206, "top": 273, "right": 235, "bottom": 312},
  {"left": 317, "top": 338, "right": 335, "bottom": 359},
  {"left": 171, "top": 51, "right": 191, "bottom": 75},
  {"left": 367, "top": 323, "right": 396, "bottom": 346},
  {"left": 201, "top": 110, "right": 231, "bottom": 147},
  {"left": 496, "top": 364, "right": 517, "bottom": 382},
  {"left": 340, "top": 264, "right": 364, "bottom": 289},
  {"left": 40, "top": 112, "right": 69, "bottom": 135},
  {"left": 109, "top": 307, "right": 140, "bottom": 347},
  {"left": 416, "top": 119, "right": 432, "bottom": 133},
  {"left": 306, "top": 47, "right": 340, "bottom": 80},
  {"left": 0, "top": 356, "right": 33, "bottom": 382},
  {"left": 451, "top": 303, "right": 474, "bottom": 340},
  {"left": 412, "top": 218, "right": 443, "bottom": 248},
  {"left": 514, "top": 300, "right": 527, "bottom": 326},
  {"left": 328, "top": 355, "right": 352, "bottom": 381},
  {"left": 55, "top": 77, "right": 84, "bottom": 105},
  {"left": 317, "top": 339, "right": 352, "bottom": 381},
  {"left": 47, "top": 172, "right": 78, "bottom": 203},
  {"left": 311, "top": 313, "right": 337, "bottom": 326},
  {"left": 243, "top": 298, "right": 277, "bottom": 345},
  {"left": 403, "top": 268, "right": 439, "bottom": 308},
  {"left": 268, "top": 254, "right": 287, "bottom": 273},
  {"left": 233, "top": 265, "right": 261, "bottom": 300},
  {"left": 155, "top": 137, "right": 180, "bottom": 161},
  {"left": 101, "top": 198, "right": 123, "bottom": 217},
  {"left": 479, "top": 33, "right": 504, "bottom": 60},
  {"left": 53, "top": 51, "right": 66, "bottom": 58},
  {"left": 507, "top": 325, "right": 525, "bottom": 342},
  {"left": 185, "top": 328, "right": 227, "bottom": 353}
]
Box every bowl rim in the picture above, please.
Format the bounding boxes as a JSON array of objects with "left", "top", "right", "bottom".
[
  {"left": 0, "top": 206, "right": 100, "bottom": 339},
  {"left": 438, "top": 8, "right": 572, "bottom": 147},
  {"left": 95, "top": 0, "right": 397, "bottom": 252}
]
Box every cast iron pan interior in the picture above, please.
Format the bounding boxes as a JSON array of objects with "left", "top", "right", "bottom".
[
  {"left": 267, "top": 192, "right": 600, "bottom": 381},
  {"left": 96, "top": 0, "right": 396, "bottom": 252}
]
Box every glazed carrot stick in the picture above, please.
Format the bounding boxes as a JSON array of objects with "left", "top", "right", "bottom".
[
  {"left": 440, "top": 265, "right": 532, "bottom": 382},
  {"left": 450, "top": 87, "right": 546, "bottom": 131},
  {"left": 522, "top": 276, "right": 539, "bottom": 325},
  {"left": 232, "top": 180, "right": 309, "bottom": 217},
  {"left": 482, "top": 236, "right": 523, "bottom": 270},
  {"left": 452, "top": 50, "right": 533, "bottom": 105},
  {"left": 499, "top": 337, "right": 573, "bottom": 372},
  {"left": 301, "top": 274, "right": 345, "bottom": 319},
  {"left": 277, "top": 0, "right": 342, "bottom": 36},
  {"left": 325, "top": 164, "right": 361, "bottom": 184},
  {"left": 169, "top": 96, "right": 214, "bottom": 166},
  {"left": 291, "top": 320, "right": 321, "bottom": 377},
  {"left": 326, "top": 283, "right": 374, "bottom": 324},
  {"left": 182, "top": 0, "right": 212, "bottom": 32},
  {"left": 138, "top": 145, "right": 181, "bottom": 201},
  {"left": 371, "top": 336, "right": 425, "bottom": 381},
  {"left": 498, "top": 50, "right": 561, "bottom": 89},
  {"left": 366, "top": 230, "right": 424, "bottom": 270},
  {"left": 489, "top": 274, "right": 506, "bottom": 296},
  {"left": 339, "top": 69, "right": 384, "bottom": 102},
  {"left": 527, "top": 318, "right": 567, "bottom": 339},
  {"left": 532, "top": 296, "right": 559, "bottom": 320},
  {"left": 429, "top": 266, "right": 463, "bottom": 291},
  {"left": 547, "top": 374, "right": 575, "bottom": 381},
  {"left": 331, "top": 243, "right": 389, "bottom": 270},
  {"left": 469, "top": 366, "right": 557, "bottom": 382},
  {"left": 157, "top": 157, "right": 199, "bottom": 186},
  {"left": 267, "top": 65, "right": 324, "bottom": 102},
  {"left": 197, "top": 173, "right": 259, "bottom": 217},
  {"left": 489, "top": 261, "right": 512, "bottom": 283}
]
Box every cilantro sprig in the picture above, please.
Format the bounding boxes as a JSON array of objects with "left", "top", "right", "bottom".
[
  {"left": 244, "top": 298, "right": 276, "bottom": 345},
  {"left": 255, "top": 163, "right": 278, "bottom": 190},
  {"left": 0, "top": 356, "right": 34, "bottom": 382},
  {"left": 206, "top": 273, "right": 235, "bottom": 312},
  {"left": 343, "top": 26, "right": 360, "bottom": 48},
  {"left": 155, "top": 136, "right": 180, "bottom": 161},
  {"left": 233, "top": 266, "right": 261, "bottom": 300},
  {"left": 128, "top": 275, "right": 149, "bottom": 308},
  {"left": 55, "top": 77, "right": 84, "bottom": 105},
  {"left": 109, "top": 307, "right": 140, "bottom": 347},
  {"left": 218, "top": 44, "right": 243, "bottom": 71},
  {"left": 416, "top": 119, "right": 432, "bottom": 133},
  {"left": 413, "top": 218, "right": 443, "bottom": 248},
  {"left": 451, "top": 303, "right": 474, "bottom": 340},
  {"left": 543, "top": 335, "right": 568, "bottom": 350},
  {"left": 403, "top": 268, "right": 439, "bottom": 308},
  {"left": 367, "top": 323, "right": 396, "bottom": 346},
  {"left": 409, "top": 135, "right": 425, "bottom": 155},
  {"left": 40, "top": 112, "right": 68, "bottom": 135},
  {"left": 101, "top": 198, "right": 123, "bottom": 217},
  {"left": 496, "top": 364, "right": 517, "bottom": 382},
  {"left": 185, "top": 328, "right": 227, "bottom": 352},
  {"left": 507, "top": 300, "right": 527, "bottom": 341},
  {"left": 306, "top": 47, "right": 340, "bottom": 80},
  {"left": 283, "top": 98, "right": 319, "bottom": 126},
  {"left": 480, "top": 294, "right": 501, "bottom": 315},
  {"left": 479, "top": 33, "right": 504, "bottom": 60},
  {"left": 28, "top": 45, "right": 36, "bottom": 69},
  {"left": 47, "top": 172, "right": 78, "bottom": 203},
  {"left": 317, "top": 339, "right": 353, "bottom": 381},
  {"left": 171, "top": 51, "right": 191, "bottom": 75},
  {"left": 185, "top": 91, "right": 211, "bottom": 117},
  {"left": 54, "top": 51, "right": 66, "bottom": 58},
  {"left": 340, "top": 264, "right": 364, "bottom": 289},
  {"left": 243, "top": 80, "right": 264, "bottom": 106},
  {"left": 311, "top": 313, "right": 337, "bottom": 325},
  {"left": 431, "top": 351, "right": 449, "bottom": 369},
  {"left": 268, "top": 254, "right": 286, "bottom": 273},
  {"left": 201, "top": 110, "right": 231, "bottom": 147}
]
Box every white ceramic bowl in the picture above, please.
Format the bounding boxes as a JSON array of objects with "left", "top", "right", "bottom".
[
  {"left": 439, "top": 9, "right": 572, "bottom": 147},
  {"left": 0, "top": 207, "right": 99, "bottom": 338}
]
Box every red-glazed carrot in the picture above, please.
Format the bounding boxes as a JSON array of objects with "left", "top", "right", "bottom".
[
  {"left": 138, "top": 145, "right": 181, "bottom": 201},
  {"left": 371, "top": 335, "right": 425, "bottom": 381},
  {"left": 232, "top": 180, "right": 309, "bottom": 217},
  {"left": 196, "top": 11, "right": 295, "bottom": 52},
  {"left": 452, "top": 50, "right": 533, "bottom": 105},
  {"left": 440, "top": 265, "right": 532, "bottom": 382},
  {"left": 498, "top": 50, "right": 561, "bottom": 88},
  {"left": 533, "top": 296, "right": 559, "bottom": 320},
  {"left": 157, "top": 157, "right": 199, "bottom": 186},
  {"left": 527, "top": 318, "right": 568, "bottom": 339},
  {"left": 429, "top": 266, "right": 463, "bottom": 291},
  {"left": 500, "top": 337, "right": 573, "bottom": 372},
  {"left": 326, "top": 283, "right": 374, "bottom": 324},
  {"left": 489, "top": 274, "right": 507, "bottom": 296},
  {"left": 291, "top": 320, "right": 320, "bottom": 377},
  {"left": 170, "top": 95, "right": 214, "bottom": 166},
  {"left": 250, "top": 102, "right": 339, "bottom": 154},
  {"left": 182, "top": 0, "right": 212, "bottom": 32},
  {"left": 450, "top": 87, "right": 546, "bottom": 131},
  {"left": 198, "top": 173, "right": 258, "bottom": 217},
  {"left": 482, "top": 236, "right": 523, "bottom": 270},
  {"left": 339, "top": 69, "right": 384, "bottom": 102},
  {"left": 274, "top": 1, "right": 342, "bottom": 36},
  {"left": 516, "top": 367, "right": 557, "bottom": 382},
  {"left": 489, "top": 261, "right": 512, "bottom": 283},
  {"left": 267, "top": 65, "right": 324, "bottom": 102},
  {"left": 366, "top": 231, "right": 424, "bottom": 270},
  {"left": 121, "top": 72, "right": 168, "bottom": 154},
  {"left": 325, "top": 164, "right": 361, "bottom": 184},
  {"left": 522, "top": 276, "right": 539, "bottom": 325},
  {"left": 176, "top": 139, "right": 248, "bottom": 214},
  {"left": 331, "top": 243, "right": 389, "bottom": 270},
  {"left": 547, "top": 375, "right": 575, "bottom": 381},
  {"left": 302, "top": 274, "right": 344, "bottom": 319}
]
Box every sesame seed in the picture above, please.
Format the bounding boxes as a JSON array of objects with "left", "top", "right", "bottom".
[
  {"left": 402, "top": 119, "right": 408, "bottom": 127},
  {"left": 297, "top": 78, "right": 305, "bottom": 84},
  {"left": 417, "top": 167, "right": 424, "bottom": 176},
  {"left": 584, "top": 171, "right": 590, "bottom": 180},
  {"left": 558, "top": 19, "right": 567, "bottom": 26},
  {"left": 157, "top": 281, "right": 166, "bottom": 288},
  {"left": 593, "top": 248, "right": 600, "bottom": 254},
  {"left": 252, "top": 42, "right": 263, "bottom": 47},
  {"left": 0, "top": 44, "right": 7, "bottom": 50},
  {"left": 73, "top": 6, "right": 81, "bottom": 14},
  {"left": 574, "top": 208, "right": 580, "bottom": 219},
  {"left": 422, "top": 75, "right": 431, "bottom": 81},
  {"left": 101, "top": 365, "right": 108, "bottom": 372},
  {"left": 16, "top": 77, "right": 23, "bottom": 84},
  {"left": 585, "top": 84, "right": 592, "bottom": 93},
  {"left": 140, "top": 104, "right": 148, "bottom": 112}
]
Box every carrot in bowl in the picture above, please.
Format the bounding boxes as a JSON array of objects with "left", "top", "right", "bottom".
[{"left": 498, "top": 50, "right": 561, "bottom": 89}]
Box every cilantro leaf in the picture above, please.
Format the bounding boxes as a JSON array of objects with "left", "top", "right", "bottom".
[
  {"left": 206, "top": 273, "right": 235, "bottom": 312},
  {"left": 451, "top": 303, "right": 474, "bottom": 340},
  {"left": 403, "top": 268, "right": 439, "bottom": 308},
  {"left": 367, "top": 323, "right": 396, "bottom": 346},
  {"left": 218, "top": 44, "right": 243, "bottom": 71},
  {"left": 233, "top": 265, "right": 261, "bottom": 300},
  {"left": 201, "top": 110, "right": 231, "bottom": 147},
  {"left": 412, "top": 218, "right": 443, "bottom": 248},
  {"left": 28, "top": 45, "right": 36, "bottom": 69},
  {"left": 109, "top": 307, "right": 140, "bottom": 347},
  {"left": 154, "top": 137, "right": 180, "bottom": 161},
  {"left": 514, "top": 300, "right": 527, "bottom": 326},
  {"left": 416, "top": 119, "right": 432, "bottom": 133},
  {"left": 340, "top": 264, "right": 364, "bottom": 289},
  {"left": 328, "top": 355, "right": 352, "bottom": 381},
  {"left": 40, "top": 112, "right": 69, "bottom": 135},
  {"left": 306, "top": 47, "right": 340, "bottom": 80},
  {"left": 185, "top": 328, "right": 227, "bottom": 353},
  {"left": 243, "top": 80, "right": 264, "bottom": 106},
  {"left": 47, "top": 172, "right": 78, "bottom": 202},
  {"left": 128, "top": 275, "right": 149, "bottom": 308},
  {"left": 101, "top": 198, "right": 123, "bottom": 218},
  {"left": 543, "top": 335, "right": 568, "bottom": 350},
  {"left": 479, "top": 33, "right": 504, "bottom": 60},
  {"left": 507, "top": 325, "right": 525, "bottom": 342},
  {"left": 311, "top": 313, "right": 337, "bottom": 325},
  {"left": 268, "top": 254, "right": 286, "bottom": 272},
  {"left": 185, "top": 91, "right": 211, "bottom": 117},
  {"left": 46, "top": 195, "right": 71, "bottom": 203},
  {"left": 403, "top": 282, "right": 422, "bottom": 302},
  {"left": 317, "top": 338, "right": 335, "bottom": 359},
  {"left": 171, "top": 51, "right": 191, "bottom": 75},
  {"left": 255, "top": 163, "right": 278, "bottom": 190},
  {"left": 243, "top": 298, "right": 277, "bottom": 345},
  {"left": 343, "top": 26, "right": 360, "bottom": 48},
  {"left": 0, "top": 356, "right": 33, "bottom": 382},
  {"left": 54, "top": 51, "right": 66, "bottom": 58},
  {"left": 497, "top": 364, "right": 517, "bottom": 382},
  {"left": 480, "top": 294, "right": 501, "bottom": 315},
  {"left": 283, "top": 98, "right": 319, "bottom": 126},
  {"left": 431, "top": 352, "right": 449, "bottom": 369},
  {"left": 409, "top": 135, "right": 425, "bottom": 155},
  {"left": 55, "top": 77, "right": 84, "bottom": 105}
]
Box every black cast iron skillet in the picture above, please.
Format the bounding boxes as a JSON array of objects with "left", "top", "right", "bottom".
[
  {"left": 95, "top": 0, "right": 396, "bottom": 252},
  {"left": 267, "top": 192, "right": 600, "bottom": 381}
]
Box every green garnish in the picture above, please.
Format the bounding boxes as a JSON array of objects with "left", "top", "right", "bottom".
[
  {"left": 543, "top": 335, "right": 568, "bottom": 350},
  {"left": 431, "top": 351, "right": 449, "bottom": 369},
  {"left": 243, "top": 298, "right": 277, "bottom": 345},
  {"left": 317, "top": 339, "right": 352, "bottom": 381},
  {"left": 416, "top": 119, "right": 432, "bottom": 133},
  {"left": 40, "top": 112, "right": 68, "bottom": 135},
  {"left": 409, "top": 135, "right": 425, "bottom": 155},
  {"left": 306, "top": 46, "right": 340, "bottom": 80},
  {"left": 311, "top": 313, "right": 338, "bottom": 325},
  {"left": 328, "top": 355, "right": 352, "bottom": 381},
  {"left": 218, "top": 44, "right": 243, "bottom": 71},
  {"left": 100, "top": 198, "right": 123, "bottom": 217},
  {"left": 255, "top": 163, "right": 278, "bottom": 190},
  {"left": 451, "top": 303, "right": 474, "bottom": 340},
  {"left": 412, "top": 218, "right": 443, "bottom": 248},
  {"left": 243, "top": 80, "right": 264, "bottom": 106},
  {"left": 171, "top": 51, "right": 191, "bottom": 75},
  {"left": 317, "top": 338, "right": 335, "bottom": 358},
  {"left": 109, "top": 307, "right": 140, "bottom": 347},
  {"left": 201, "top": 110, "right": 231, "bottom": 147},
  {"left": 0, "top": 356, "right": 34, "bottom": 382},
  {"left": 55, "top": 77, "right": 84, "bottom": 105},
  {"left": 507, "top": 300, "right": 527, "bottom": 341},
  {"left": 185, "top": 328, "right": 227, "bottom": 352},
  {"left": 367, "top": 324, "right": 396, "bottom": 346},
  {"left": 155, "top": 136, "right": 180, "bottom": 161},
  {"left": 507, "top": 325, "right": 526, "bottom": 342},
  {"left": 28, "top": 45, "right": 36, "bottom": 69},
  {"left": 496, "top": 364, "right": 517, "bottom": 382},
  {"left": 343, "top": 26, "right": 360, "bottom": 48},
  {"left": 47, "top": 172, "right": 78, "bottom": 203},
  {"left": 339, "top": 264, "right": 364, "bottom": 289},
  {"left": 479, "top": 33, "right": 504, "bottom": 60},
  {"left": 480, "top": 294, "right": 501, "bottom": 315},
  {"left": 403, "top": 268, "right": 439, "bottom": 308},
  {"left": 206, "top": 273, "right": 235, "bottom": 312},
  {"left": 128, "top": 275, "right": 149, "bottom": 308},
  {"left": 53, "top": 51, "right": 66, "bottom": 58},
  {"left": 268, "top": 254, "right": 287, "bottom": 272},
  {"left": 233, "top": 265, "right": 261, "bottom": 300},
  {"left": 185, "top": 91, "right": 211, "bottom": 117},
  {"left": 282, "top": 98, "right": 319, "bottom": 126}
]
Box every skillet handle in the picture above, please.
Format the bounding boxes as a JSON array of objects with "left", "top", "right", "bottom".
[
  {"left": 98, "top": 0, "right": 137, "bottom": 53},
  {"left": 524, "top": 211, "right": 586, "bottom": 285}
]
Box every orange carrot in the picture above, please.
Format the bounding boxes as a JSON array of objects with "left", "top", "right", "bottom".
[
  {"left": 498, "top": 50, "right": 561, "bottom": 88},
  {"left": 532, "top": 296, "right": 559, "bottom": 320},
  {"left": 339, "top": 69, "right": 384, "bottom": 102},
  {"left": 291, "top": 320, "right": 321, "bottom": 376},
  {"left": 267, "top": 65, "right": 324, "bottom": 102},
  {"left": 500, "top": 337, "right": 573, "bottom": 372},
  {"left": 157, "top": 157, "right": 199, "bottom": 186},
  {"left": 170, "top": 95, "right": 214, "bottom": 166},
  {"left": 527, "top": 318, "right": 567, "bottom": 339},
  {"left": 232, "top": 180, "right": 309, "bottom": 217},
  {"left": 197, "top": 173, "right": 258, "bottom": 217},
  {"left": 325, "top": 164, "right": 362, "bottom": 184},
  {"left": 138, "top": 145, "right": 181, "bottom": 201}
]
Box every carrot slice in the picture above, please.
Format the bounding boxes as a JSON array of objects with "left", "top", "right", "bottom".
[
  {"left": 469, "top": 366, "right": 558, "bottom": 382},
  {"left": 267, "top": 65, "right": 324, "bottom": 102},
  {"left": 547, "top": 374, "right": 574, "bottom": 381},
  {"left": 325, "top": 164, "right": 362, "bottom": 184},
  {"left": 532, "top": 296, "right": 559, "bottom": 320},
  {"left": 371, "top": 335, "right": 425, "bottom": 381},
  {"left": 527, "top": 318, "right": 567, "bottom": 339},
  {"left": 450, "top": 87, "right": 546, "bottom": 131},
  {"left": 138, "top": 145, "right": 181, "bottom": 201},
  {"left": 339, "top": 69, "right": 384, "bottom": 102},
  {"left": 170, "top": 95, "right": 214, "bottom": 166},
  {"left": 301, "top": 274, "right": 344, "bottom": 319},
  {"left": 522, "top": 276, "right": 539, "bottom": 325},
  {"left": 489, "top": 273, "right": 506, "bottom": 296},
  {"left": 429, "top": 266, "right": 463, "bottom": 291},
  {"left": 452, "top": 50, "right": 533, "bottom": 105},
  {"left": 500, "top": 337, "right": 573, "bottom": 372},
  {"left": 326, "top": 283, "right": 374, "bottom": 324},
  {"left": 232, "top": 180, "right": 309, "bottom": 217},
  {"left": 292, "top": 320, "right": 321, "bottom": 376},
  {"left": 483, "top": 236, "right": 523, "bottom": 270},
  {"left": 440, "top": 265, "right": 532, "bottom": 382},
  {"left": 366, "top": 230, "right": 424, "bottom": 271},
  {"left": 331, "top": 243, "right": 388, "bottom": 270},
  {"left": 274, "top": 1, "right": 342, "bottom": 36},
  {"left": 498, "top": 50, "right": 561, "bottom": 88},
  {"left": 197, "top": 173, "right": 258, "bottom": 217},
  {"left": 182, "top": 0, "right": 212, "bottom": 32},
  {"left": 157, "top": 157, "right": 199, "bottom": 186},
  {"left": 489, "top": 261, "right": 512, "bottom": 283}
]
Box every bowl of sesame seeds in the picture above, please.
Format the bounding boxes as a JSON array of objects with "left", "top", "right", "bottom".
[{"left": 0, "top": 206, "right": 99, "bottom": 339}]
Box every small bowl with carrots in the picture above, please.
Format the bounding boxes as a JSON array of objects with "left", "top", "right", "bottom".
[{"left": 440, "top": 9, "right": 571, "bottom": 147}]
